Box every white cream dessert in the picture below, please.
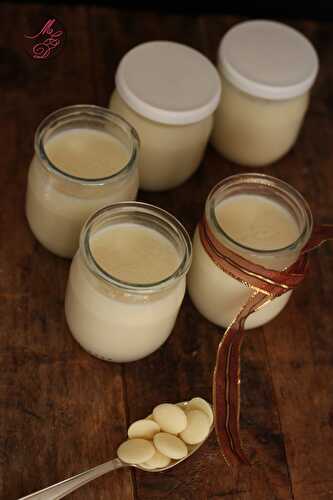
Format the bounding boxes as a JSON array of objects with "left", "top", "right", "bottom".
[
  {"left": 110, "top": 90, "right": 213, "bottom": 191},
  {"left": 45, "top": 128, "right": 130, "bottom": 179},
  {"left": 211, "top": 76, "right": 309, "bottom": 167},
  {"left": 90, "top": 223, "right": 180, "bottom": 284},
  {"left": 215, "top": 194, "right": 300, "bottom": 251},
  {"left": 211, "top": 20, "right": 319, "bottom": 166},
  {"left": 188, "top": 192, "right": 302, "bottom": 329},
  {"left": 109, "top": 41, "right": 221, "bottom": 191},
  {"left": 65, "top": 203, "right": 191, "bottom": 362},
  {"left": 26, "top": 107, "right": 139, "bottom": 258}
]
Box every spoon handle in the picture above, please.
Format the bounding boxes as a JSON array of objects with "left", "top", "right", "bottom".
[{"left": 18, "top": 458, "right": 125, "bottom": 500}]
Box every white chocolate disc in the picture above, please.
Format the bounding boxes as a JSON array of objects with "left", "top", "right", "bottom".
[
  {"left": 180, "top": 410, "right": 210, "bottom": 445},
  {"left": 152, "top": 404, "right": 187, "bottom": 434},
  {"left": 117, "top": 438, "right": 155, "bottom": 464},
  {"left": 153, "top": 432, "right": 188, "bottom": 460},
  {"left": 186, "top": 397, "right": 214, "bottom": 426},
  {"left": 143, "top": 450, "right": 171, "bottom": 469},
  {"left": 128, "top": 419, "right": 160, "bottom": 439},
  {"left": 140, "top": 462, "right": 155, "bottom": 469}
]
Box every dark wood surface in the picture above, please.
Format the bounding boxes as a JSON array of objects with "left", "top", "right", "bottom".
[{"left": 1, "top": 5, "right": 333, "bottom": 500}]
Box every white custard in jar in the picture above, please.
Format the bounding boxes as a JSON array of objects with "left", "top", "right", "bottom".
[
  {"left": 65, "top": 202, "right": 192, "bottom": 362},
  {"left": 211, "top": 21, "right": 319, "bottom": 167},
  {"left": 187, "top": 174, "right": 313, "bottom": 329},
  {"left": 25, "top": 106, "right": 139, "bottom": 258},
  {"left": 45, "top": 128, "right": 130, "bottom": 179},
  {"left": 109, "top": 41, "right": 221, "bottom": 191}
]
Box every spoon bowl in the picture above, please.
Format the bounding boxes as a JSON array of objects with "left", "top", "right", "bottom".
[{"left": 135, "top": 401, "right": 214, "bottom": 472}]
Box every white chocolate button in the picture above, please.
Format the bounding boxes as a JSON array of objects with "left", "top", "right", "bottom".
[
  {"left": 186, "top": 397, "right": 214, "bottom": 426},
  {"left": 128, "top": 419, "right": 160, "bottom": 439},
  {"left": 140, "top": 462, "right": 155, "bottom": 469},
  {"left": 153, "top": 432, "right": 188, "bottom": 460},
  {"left": 180, "top": 410, "right": 210, "bottom": 445},
  {"left": 143, "top": 450, "right": 171, "bottom": 469},
  {"left": 117, "top": 438, "right": 155, "bottom": 464},
  {"left": 152, "top": 404, "right": 187, "bottom": 434}
]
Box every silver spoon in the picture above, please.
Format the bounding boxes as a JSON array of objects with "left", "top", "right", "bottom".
[{"left": 18, "top": 401, "right": 214, "bottom": 500}]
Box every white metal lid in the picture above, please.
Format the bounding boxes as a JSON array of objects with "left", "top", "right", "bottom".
[
  {"left": 115, "top": 41, "right": 221, "bottom": 125},
  {"left": 219, "top": 20, "right": 319, "bottom": 100}
]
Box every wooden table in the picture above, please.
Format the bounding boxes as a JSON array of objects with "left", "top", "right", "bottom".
[{"left": 1, "top": 5, "right": 333, "bottom": 499}]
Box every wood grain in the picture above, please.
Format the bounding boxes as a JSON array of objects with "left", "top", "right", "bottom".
[{"left": 0, "top": 4, "right": 332, "bottom": 500}]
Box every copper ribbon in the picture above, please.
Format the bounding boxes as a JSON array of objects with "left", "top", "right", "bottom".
[{"left": 199, "top": 218, "right": 333, "bottom": 466}]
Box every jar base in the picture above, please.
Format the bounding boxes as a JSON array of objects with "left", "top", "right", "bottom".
[{"left": 71, "top": 335, "right": 165, "bottom": 363}]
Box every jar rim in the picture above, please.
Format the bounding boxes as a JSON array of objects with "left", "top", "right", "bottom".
[
  {"left": 206, "top": 173, "right": 313, "bottom": 256},
  {"left": 35, "top": 105, "right": 140, "bottom": 185},
  {"left": 80, "top": 202, "right": 192, "bottom": 293}
]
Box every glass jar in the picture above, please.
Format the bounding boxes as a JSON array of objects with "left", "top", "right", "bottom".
[
  {"left": 65, "top": 202, "right": 192, "bottom": 362},
  {"left": 109, "top": 41, "right": 221, "bottom": 191},
  {"left": 25, "top": 105, "right": 140, "bottom": 258},
  {"left": 211, "top": 20, "right": 319, "bottom": 167},
  {"left": 187, "top": 174, "right": 313, "bottom": 329}
]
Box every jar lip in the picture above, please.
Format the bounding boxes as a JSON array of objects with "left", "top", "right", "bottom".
[
  {"left": 206, "top": 173, "right": 313, "bottom": 256},
  {"left": 219, "top": 20, "right": 319, "bottom": 100},
  {"left": 35, "top": 105, "right": 140, "bottom": 185},
  {"left": 80, "top": 202, "right": 192, "bottom": 293}
]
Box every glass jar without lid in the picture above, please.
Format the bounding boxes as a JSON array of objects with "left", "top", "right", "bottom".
[
  {"left": 187, "top": 173, "right": 313, "bottom": 329},
  {"left": 65, "top": 202, "right": 192, "bottom": 362},
  {"left": 25, "top": 105, "right": 140, "bottom": 258}
]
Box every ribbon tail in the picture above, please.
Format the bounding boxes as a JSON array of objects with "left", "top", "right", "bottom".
[
  {"left": 200, "top": 218, "right": 332, "bottom": 466},
  {"left": 213, "top": 291, "right": 270, "bottom": 466}
]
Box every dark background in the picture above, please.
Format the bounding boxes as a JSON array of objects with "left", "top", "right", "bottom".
[{"left": 8, "top": 2, "right": 333, "bottom": 20}]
